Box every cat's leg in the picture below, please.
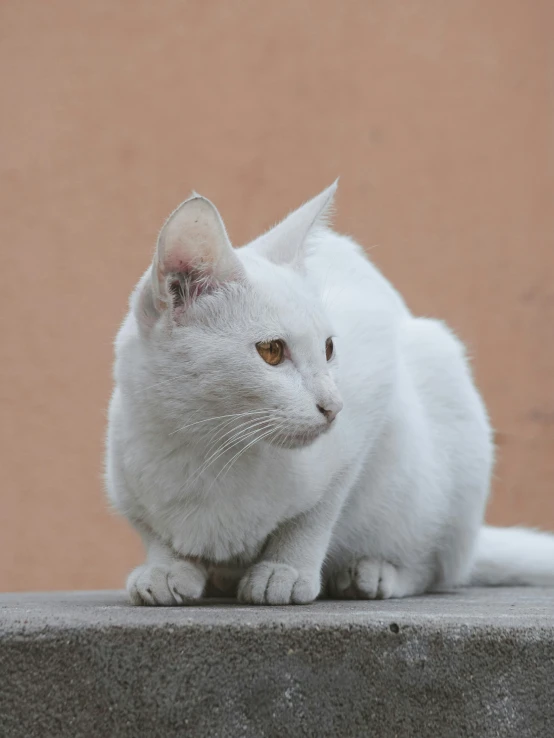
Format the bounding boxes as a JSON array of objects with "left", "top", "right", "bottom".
[
  {"left": 127, "top": 528, "right": 208, "bottom": 606},
  {"left": 326, "top": 481, "right": 489, "bottom": 601},
  {"left": 327, "top": 557, "right": 430, "bottom": 600},
  {"left": 238, "top": 493, "right": 344, "bottom": 606}
]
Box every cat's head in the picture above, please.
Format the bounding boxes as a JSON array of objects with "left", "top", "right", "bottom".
[{"left": 132, "top": 182, "right": 343, "bottom": 449}]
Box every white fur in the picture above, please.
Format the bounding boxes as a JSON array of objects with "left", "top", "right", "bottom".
[{"left": 105, "top": 182, "right": 554, "bottom": 605}]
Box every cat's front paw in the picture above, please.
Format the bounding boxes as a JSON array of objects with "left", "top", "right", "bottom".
[
  {"left": 126, "top": 561, "right": 207, "bottom": 606},
  {"left": 328, "top": 558, "right": 408, "bottom": 600},
  {"left": 238, "top": 562, "right": 320, "bottom": 605}
]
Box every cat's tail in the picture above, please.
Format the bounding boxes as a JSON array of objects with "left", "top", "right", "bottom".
[{"left": 469, "top": 525, "right": 554, "bottom": 586}]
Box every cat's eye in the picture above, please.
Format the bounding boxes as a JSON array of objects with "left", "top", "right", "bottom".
[
  {"left": 325, "top": 337, "right": 334, "bottom": 361},
  {"left": 256, "top": 340, "right": 285, "bottom": 366}
]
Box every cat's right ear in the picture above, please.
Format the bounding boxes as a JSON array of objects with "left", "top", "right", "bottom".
[
  {"left": 136, "top": 195, "right": 245, "bottom": 328},
  {"left": 245, "top": 181, "right": 337, "bottom": 269}
]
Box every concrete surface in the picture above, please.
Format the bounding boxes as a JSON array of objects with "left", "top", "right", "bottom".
[
  {"left": 2, "top": 1, "right": 554, "bottom": 593},
  {"left": 1, "top": 589, "right": 554, "bottom": 737}
]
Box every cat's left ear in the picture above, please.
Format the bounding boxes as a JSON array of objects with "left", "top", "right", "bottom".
[
  {"left": 135, "top": 195, "right": 245, "bottom": 328},
  {"left": 151, "top": 195, "right": 245, "bottom": 313},
  {"left": 247, "top": 180, "right": 338, "bottom": 267}
]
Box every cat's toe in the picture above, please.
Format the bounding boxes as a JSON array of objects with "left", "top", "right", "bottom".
[
  {"left": 126, "top": 564, "right": 175, "bottom": 606},
  {"left": 238, "top": 562, "right": 319, "bottom": 605},
  {"left": 126, "top": 562, "right": 206, "bottom": 606},
  {"left": 327, "top": 559, "right": 403, "bottom": 600},
  {"left": 167, "top": 562, "right": 206, "bottom": 603},
  {"left": 354, "top": 558, "right": 399, "bottom": 599},
  {"left": 290, "top": 574, "right": 320, "bottom": 604}
]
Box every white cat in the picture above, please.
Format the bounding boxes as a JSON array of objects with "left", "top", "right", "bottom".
[{"left": 106, "top": 182, "right": 554, "bottom": 605}]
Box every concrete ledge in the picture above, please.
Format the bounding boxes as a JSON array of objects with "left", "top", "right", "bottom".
[{"left": 1, "top": 589, "right": 554, "bottom": 737}]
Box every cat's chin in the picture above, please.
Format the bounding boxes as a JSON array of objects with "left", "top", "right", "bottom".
[{"left": 270, "top": 427, "right": 327, "bottom": 450}]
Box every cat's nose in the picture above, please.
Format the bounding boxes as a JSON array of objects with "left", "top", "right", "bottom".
[{"left": 316, "top": 399, "right": 343, "bottom": 423}]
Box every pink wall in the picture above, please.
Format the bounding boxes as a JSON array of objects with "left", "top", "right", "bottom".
[{"left": 1, "top": 0, "right": 553, "bottom": 591}]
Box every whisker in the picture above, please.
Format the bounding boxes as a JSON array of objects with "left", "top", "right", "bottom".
[
  {"left": 198, "top": 418, "right": 275, "bottom": 476},
  {"left": 204, "top": 414, "right": 272, "bottom": 455},
  {"left": 183, "top": 418, "right": 276, "bottom": 489},
  {"left": 212, "top": 420, "right": 287, "bottom": 489},
  {"left": 169, "top": 409, "right": 272, "bottom": 436}
]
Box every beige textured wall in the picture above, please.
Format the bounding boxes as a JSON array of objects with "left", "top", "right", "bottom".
[{"left": 1, "top": 1, "right": 553, "bottom": 592}]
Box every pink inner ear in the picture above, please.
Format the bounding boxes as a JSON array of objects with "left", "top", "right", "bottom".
[
  {"left": 164, "top": 254, "right": 198, "bottom": 275},
  {"left": 166, "top": 265, "right": 218, "bottom": 315}
]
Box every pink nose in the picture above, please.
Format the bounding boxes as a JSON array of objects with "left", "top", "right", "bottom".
[{"left": 316, "top": 400, "right": 342, "bottom": 423}]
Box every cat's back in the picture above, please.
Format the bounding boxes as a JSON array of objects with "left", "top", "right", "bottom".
[
  {"left": 307, "top": 230, "right": 490, "bottom": 444},
  {"left": 307, "top": 229, "right": 410, "bottom": 324}
]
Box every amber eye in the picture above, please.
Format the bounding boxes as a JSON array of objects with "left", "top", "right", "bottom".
[
  {"left": 256, "top": 339, "right": 285, "bottom": 366},
  {"left": 325, "top": 337, "right": 334, "bottom": 361}
]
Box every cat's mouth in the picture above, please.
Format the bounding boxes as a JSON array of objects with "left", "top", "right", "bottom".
[{"left": 272, "top": 424, "right": 329, "bottom": 450}]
